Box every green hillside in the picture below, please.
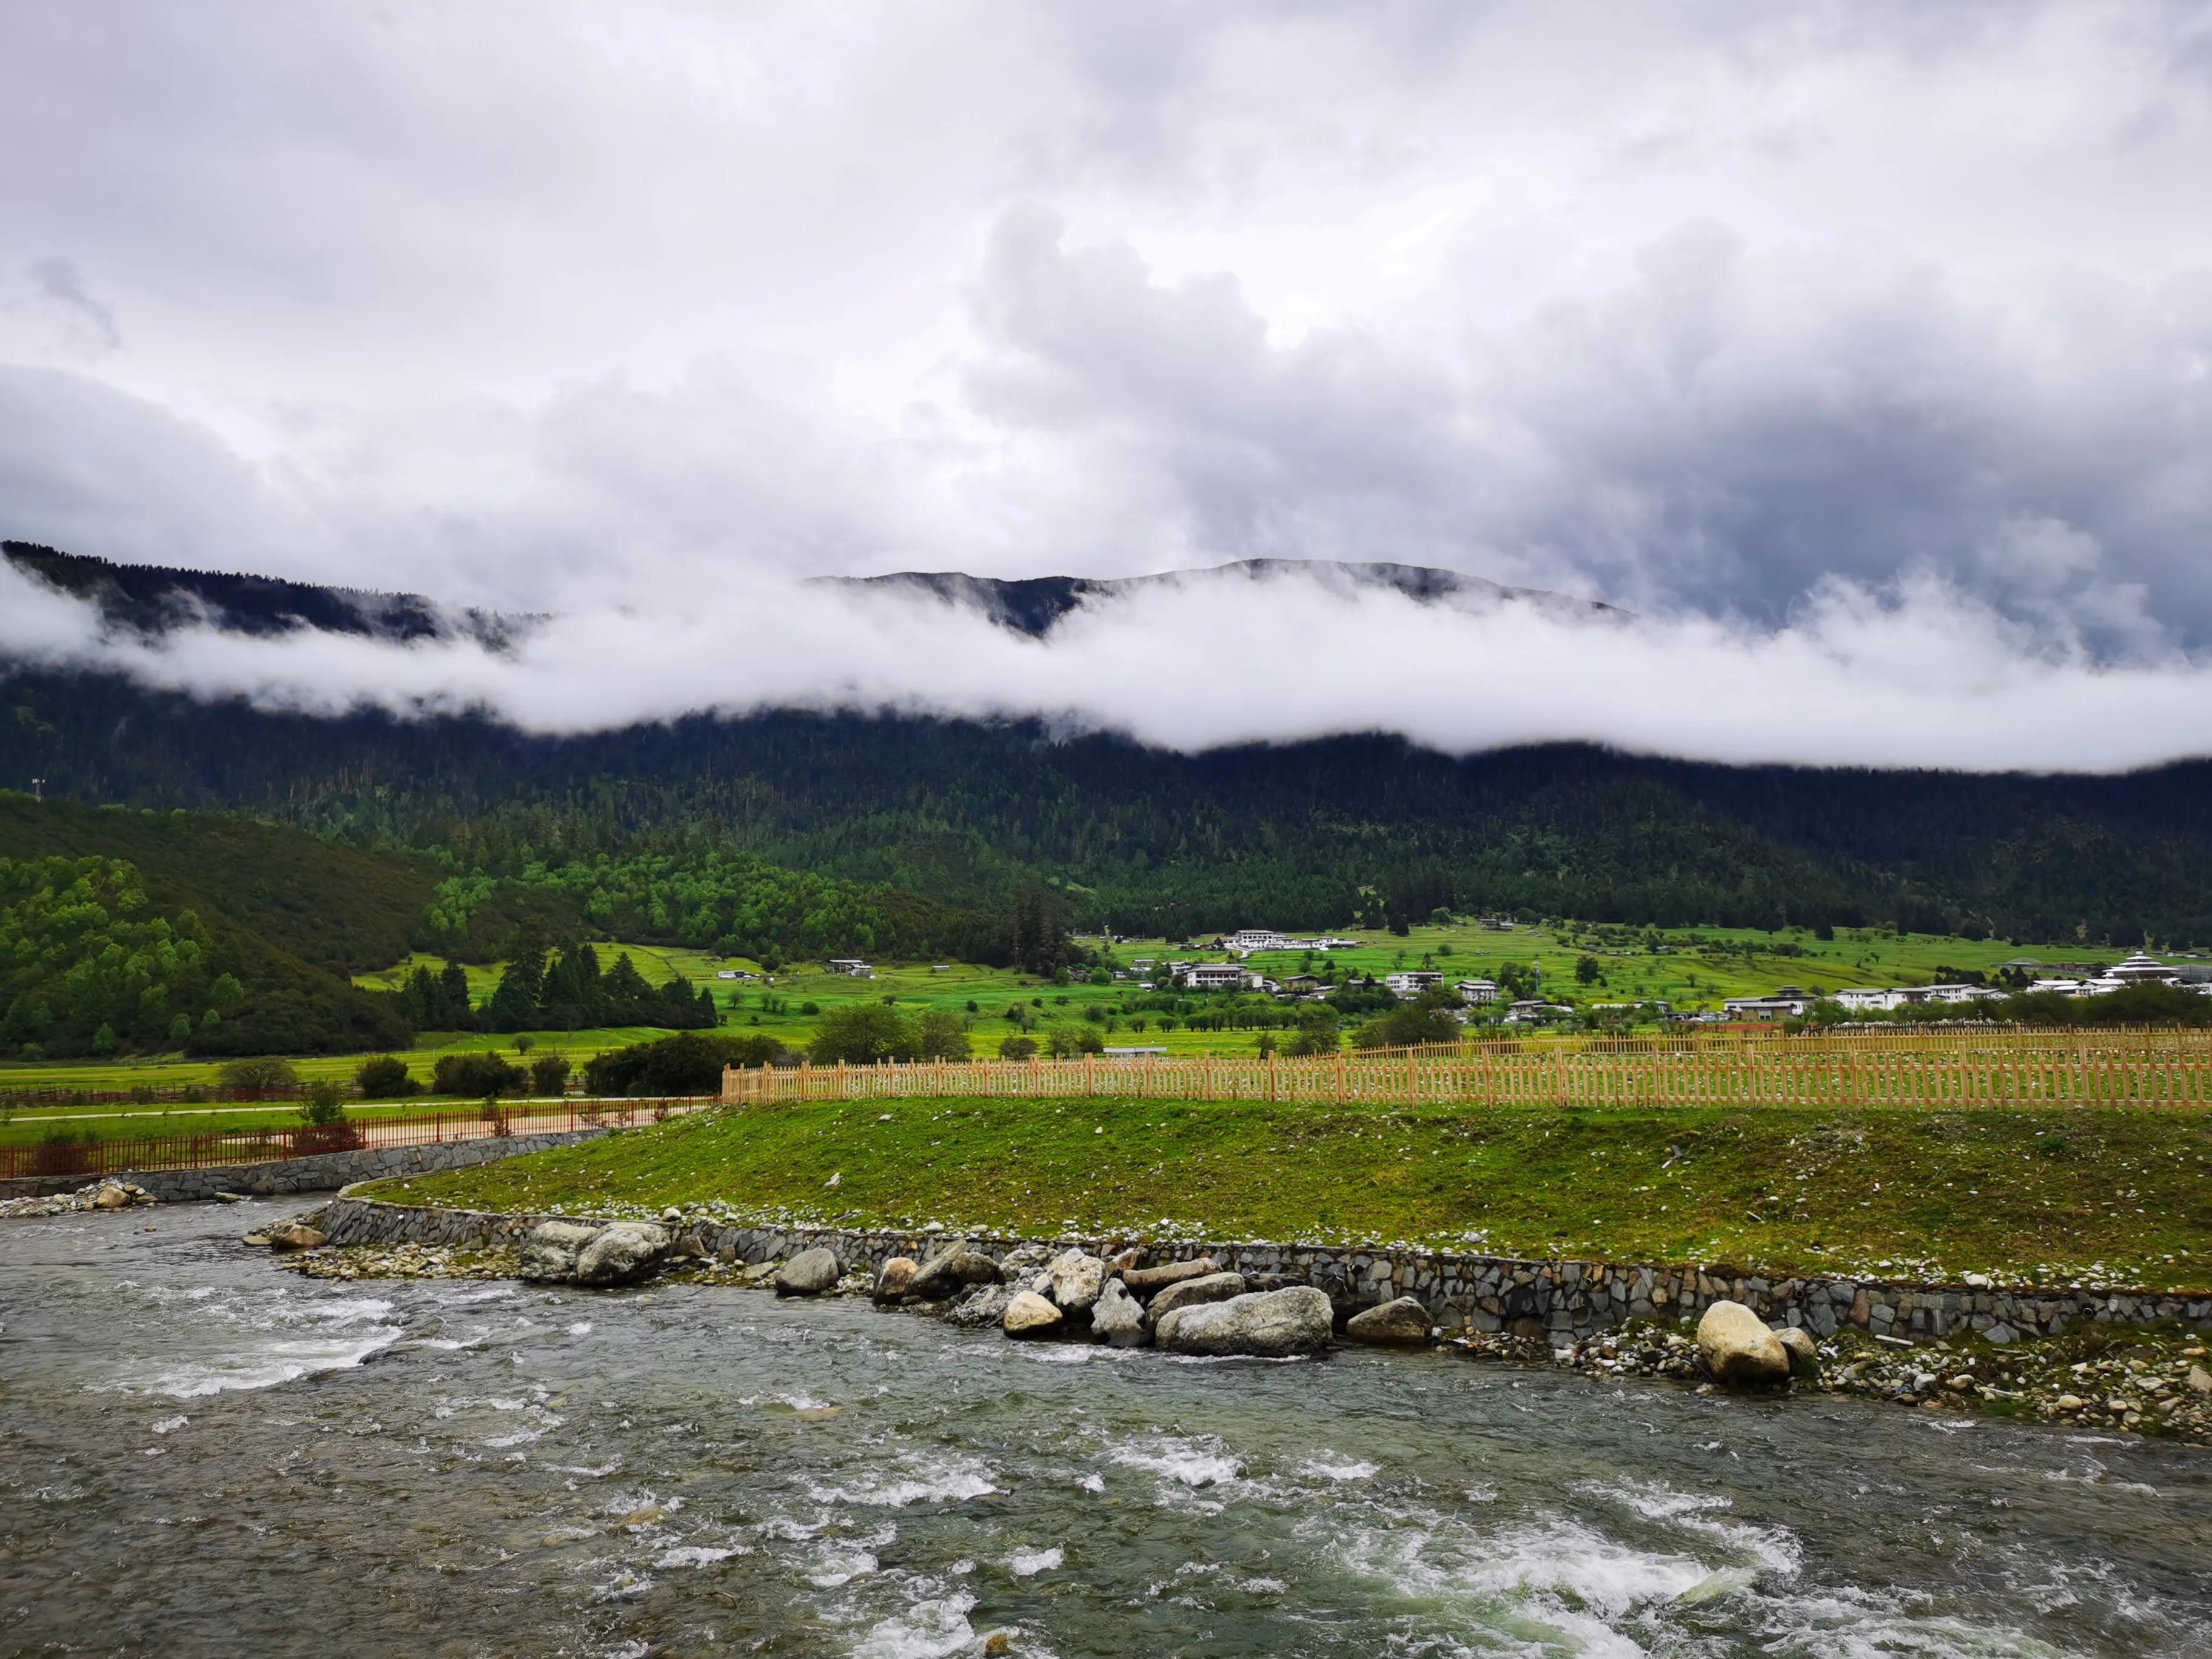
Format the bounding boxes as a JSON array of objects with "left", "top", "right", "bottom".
[{"left": 0, "top": 795, "right": 434, "bottom": 1056}]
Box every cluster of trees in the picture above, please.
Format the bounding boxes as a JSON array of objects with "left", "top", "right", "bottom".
[
  {"left": 583, "top": 1031, "right": 788, "bottom": 1096},
  {"left": 466, "top": 939, "right": 717, "bottom": 1033},
  {"left": 412, "top": 846, "right": 1013, "bottom": 968},
  {"left": 0, "top": 855, "right": 240, "bottom": 1057},
  {"left": 806, "top": 1002, "right": 972, "bottom": 1064}
]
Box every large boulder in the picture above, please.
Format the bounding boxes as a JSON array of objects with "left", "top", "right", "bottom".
[
  {"left": 520, "top": 1220, "right": 603, "bottom": 1282},
  {"left": 873, "top": 1256, "right": 919, "bottom": 1302},
  {"left": 1090, "top": 1278, "right": 1146, "bottom": 1347},
  {"left": 1145, "top": 1271, "right": 1246, "bottom": 1327},
  {"left": 1696, "top": 1300, "right": 1791, "bottom": 1387},
  {"left": 1002, "top": 1291, "right": 1065, "bottom": 1338},
  {"left": 574, "top": 1222, "right": 671, "bottom": 1287},
  {"left": 1156, "top": 1287, "right": 1333, "bottom": 1357},
  {"left": 908, "top": 1245, "right": 1002, "bottom": 1301},
  {"left": 1046, "top": 1250, "right": 1106, "bottom": 1313},
  {"left": 1774, "top": 1326, "right": 1820, "bottom": 1378},
  {"left": 776, "top": 1247, "right": 842, "bottom": 1297},
  {"left": 1345, "top": 1296, "right": 1431, "bottom": 1347},
  {"left": 1119, "top": 1255, "right": 1218, "bottom": 1296},
  {"left": 945, "top": 1284, "right": 1017, "bottom": 1329},
  {"left": 93, "top": 1185, "right": 132, "bottom": 1210},
  {"left": 268, "top": 1223, "right": 327, "bottom": 1252}
]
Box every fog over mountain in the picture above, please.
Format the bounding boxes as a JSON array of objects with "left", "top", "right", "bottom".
[
  {"left": 5, "top": 543, "right": 2211, "bottom": 775},
  {"left": 2, "top": 5, "right": 2211, "bottom": 769}
]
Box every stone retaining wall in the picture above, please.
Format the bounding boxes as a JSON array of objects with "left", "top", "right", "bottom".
[
  {"left": 316, "top": 1196, "right": 2212, "bottom": 1344},
  {"left": 0, "top": 1130, "right": 602, "bottom": 1204}
]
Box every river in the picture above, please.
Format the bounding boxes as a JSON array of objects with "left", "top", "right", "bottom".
[{"left": 3, "top": 1200, "right": 2208, "bottom": 1657}]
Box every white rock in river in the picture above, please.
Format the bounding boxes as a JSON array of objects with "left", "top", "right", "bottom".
[
  {"left": 776, "top": 1247, "right": 842, "bottom": 1296},
  {"left": 1695, "top": 1299, "right": 1791, "bottom": 1387},
  {"left": 574, "top": 1222, "right": 670, "bottom": 1287},
  {"left": 1090, "top": 1277, "right": 1145, "bottom": 1347},
  {"left": 1002, "top": 1290, "right": 1064, "bottom": 1338},
  {"left": 1144, "top": 1271, "right": 1246, "bottom": 1328},
  {"left": 1046, "top": 1250, "right": 1106, "bottom": 1312},
  {"left": 520, "top": 1220, "right": 603, "bottom": 1282},
  {"left": 1344, "top": 1296, "right": 1430, "bottom": 1347},
  {"left": 1155, "top": 1287, "right": 1333, "bottom": 1357}
]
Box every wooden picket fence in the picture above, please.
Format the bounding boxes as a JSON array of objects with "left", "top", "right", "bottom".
[{"left": 723, "top": 1028, "right": 2212, "bottom": 1111}]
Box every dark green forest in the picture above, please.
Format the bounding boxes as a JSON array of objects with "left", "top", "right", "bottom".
[{"left": 7, "top": 665, "right": 2211, "bottom": 948}]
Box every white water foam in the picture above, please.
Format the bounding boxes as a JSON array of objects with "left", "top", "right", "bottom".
[
  {"left": 1109, "top": 1435, "right": 1242, "bottom": 1490},
  {"left": 1008, "top": 1546, "right": 1064, "bottom": 1577},
  {"left": 656, "top": 1544, "right": 740, "bottom": 1569},
  {"left": 808, "top": 1451, "right": 998, "bottom": 1509},
  {"left": 1298, "top": 1455, "right": 1379, "bottom": 1483},
  {"left": 851, "top": 1594, "right": 977, "bottom": 1659}
]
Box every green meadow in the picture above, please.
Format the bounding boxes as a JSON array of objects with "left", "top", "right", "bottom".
[{"left": 0, "top": 919, "right": 2173, "bottom": 1121}]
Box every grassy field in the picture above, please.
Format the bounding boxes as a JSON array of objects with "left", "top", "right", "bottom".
[
  {"left": 2, "top": 919, "right": 2185, "bottom": 1108},
  {"left": 374, "top": 1097, "right": 2212, "bottom": 1292}
]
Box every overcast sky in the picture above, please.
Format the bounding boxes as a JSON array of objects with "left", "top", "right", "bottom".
[{"left": 4, "top": 2, "right": 2212, "bottom": 766}]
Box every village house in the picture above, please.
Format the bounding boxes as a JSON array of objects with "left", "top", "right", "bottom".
[
  {"left": 826, "top": 959, "right": 875, "bottom": 978},
  {"left": 1454, "top": 978, "right": 1500, "bottom": 1005},
  {"left": 1384, "top": 970, "right": 1443, "bottom": 999}
]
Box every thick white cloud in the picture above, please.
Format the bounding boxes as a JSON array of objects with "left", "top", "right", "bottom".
[
  {"left": 2, "top": 0, "right": 2211, "bottom": 758},
  {"left": 4, "top": 556, "right": 2208, "bottom": 774}
]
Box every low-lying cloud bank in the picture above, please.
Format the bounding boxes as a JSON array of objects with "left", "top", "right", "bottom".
[{"left": 4, "top": 559, "right": 2208, "bottom": 776}]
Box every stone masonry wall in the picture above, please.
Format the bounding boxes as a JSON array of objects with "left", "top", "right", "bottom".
[
  {"left": 317, "top": 1196, "right": 2212, "bottom": 1346},
  {"left": 0, "top": 1129, "right": 602, "bottom": 1204}
]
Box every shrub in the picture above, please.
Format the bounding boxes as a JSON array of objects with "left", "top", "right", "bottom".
[
  {"left": 220, "top": 1056, "right": 301, "bottom": 1096},
  {"left": 998, "top": 1034, "right": 1038, "bottom": 1060},
  {"left": 432, "top": 1051, "right": 525, "bottom": 1099},
  {"left": 583, "top": 1032, "right": 789, "bottom": 1097},
  {"left": 808, "top": 1005, "right": 917, "bottom": 1065},
  {"left": 529, "top": 1053, "right": 572, "bottom": 1096},
  {"left": 914, "top": 1008, "right": 970, "bottom": 1061},
  {"left": 1352, "top": 1005, "right": 1463, "bottom": 1050},
  {"left": 298, "top": 1079, "right": 348, "bottom": 1127},
  {"left": 354, "top": 1055, "right": 420, "bottom": 1098}
]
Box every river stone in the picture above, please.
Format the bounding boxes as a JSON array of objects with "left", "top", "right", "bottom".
[
  {"left": 1697, "top": 1299, "right": 1790, "bottom": 1387},
  {"left": 93, "top": 1185, "right": 131, "bottom": 1210},
  {"left": 1119, "top": 1256, "right": 1218, "bottom": 1296},
  {"left": 574, "top": 1222, "right": 670, "bottom": 1287},
  {"left": 945, "top": 1284, "right": 1016, "bottom": 1329},
  {"left": 1145, "top": 1271, "right": 1246, "bottom": 1327},
  {"left": 520, "top": 1220, "right": 603, "bottom": 1282},
  {"left": 874, "top": 1256, "right": 919, "bottom": 1302},
  {"left": 1346, "top": 1296, "right": 1431, "bottom": 1347},
  {"left": 1047, "top": 1250, "right": 1107, "bottom": 1312},
  {"left": 1003, "top": 1291, "right": 1064, "bottom": 1338},
  {"left": 776, "top": 1247, "right": 842, "bottom": 1296},
  {"left": 1156, "top": 1287, "right": 1333, "bottom": 1358},
  {"left": 269, "top": 1224, "right": 327, "bottom": 1251},
  {"left": 1774, "top": 1326, "right": 1820, "bottom": 1377},
  {"left": 908, "top": 1245, "right": 1001, "bottom": 1301},
  {"left": 1091, "top": 1278, "right": 1145, "bottom": 1347}
]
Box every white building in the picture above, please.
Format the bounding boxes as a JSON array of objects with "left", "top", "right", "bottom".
[
  {"left": 1503, "top": 999, "right": 1574, "bottom": 1024},
  {"left": 1832, "top": 987, "right": 1901, "bottom": 1012},
  {"left": 827, "top": 959, "right": 875, "bottom": 978},
  {"left": 1723, "top": 989, "right": 1817, "bottom": 1019},
  {"left": 1181, "top": 962, "right": 1259, "bottom": 991},
  {"left": 1384, "top": 970, "right": 1444, "bottom": 999},
  {"left": 2107, "top": 953, "right": 2182, "bottom": 986},
  {"left": 1455, "top": 978, "right": 1501, "bottom": 1005}
]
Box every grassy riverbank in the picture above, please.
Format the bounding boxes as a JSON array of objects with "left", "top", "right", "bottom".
[{"left": 370, "top": 1098, "right": 2212, "bottom": 1291}]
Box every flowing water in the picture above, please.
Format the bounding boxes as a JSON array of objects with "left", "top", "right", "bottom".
[{"left": 4, "top": 1201, "right": 2210, "bottom": 1658}]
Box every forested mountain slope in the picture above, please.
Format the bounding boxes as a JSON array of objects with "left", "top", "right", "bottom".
[{"left": 5, "top": 545, "right": 2210, "bottom": 948}]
